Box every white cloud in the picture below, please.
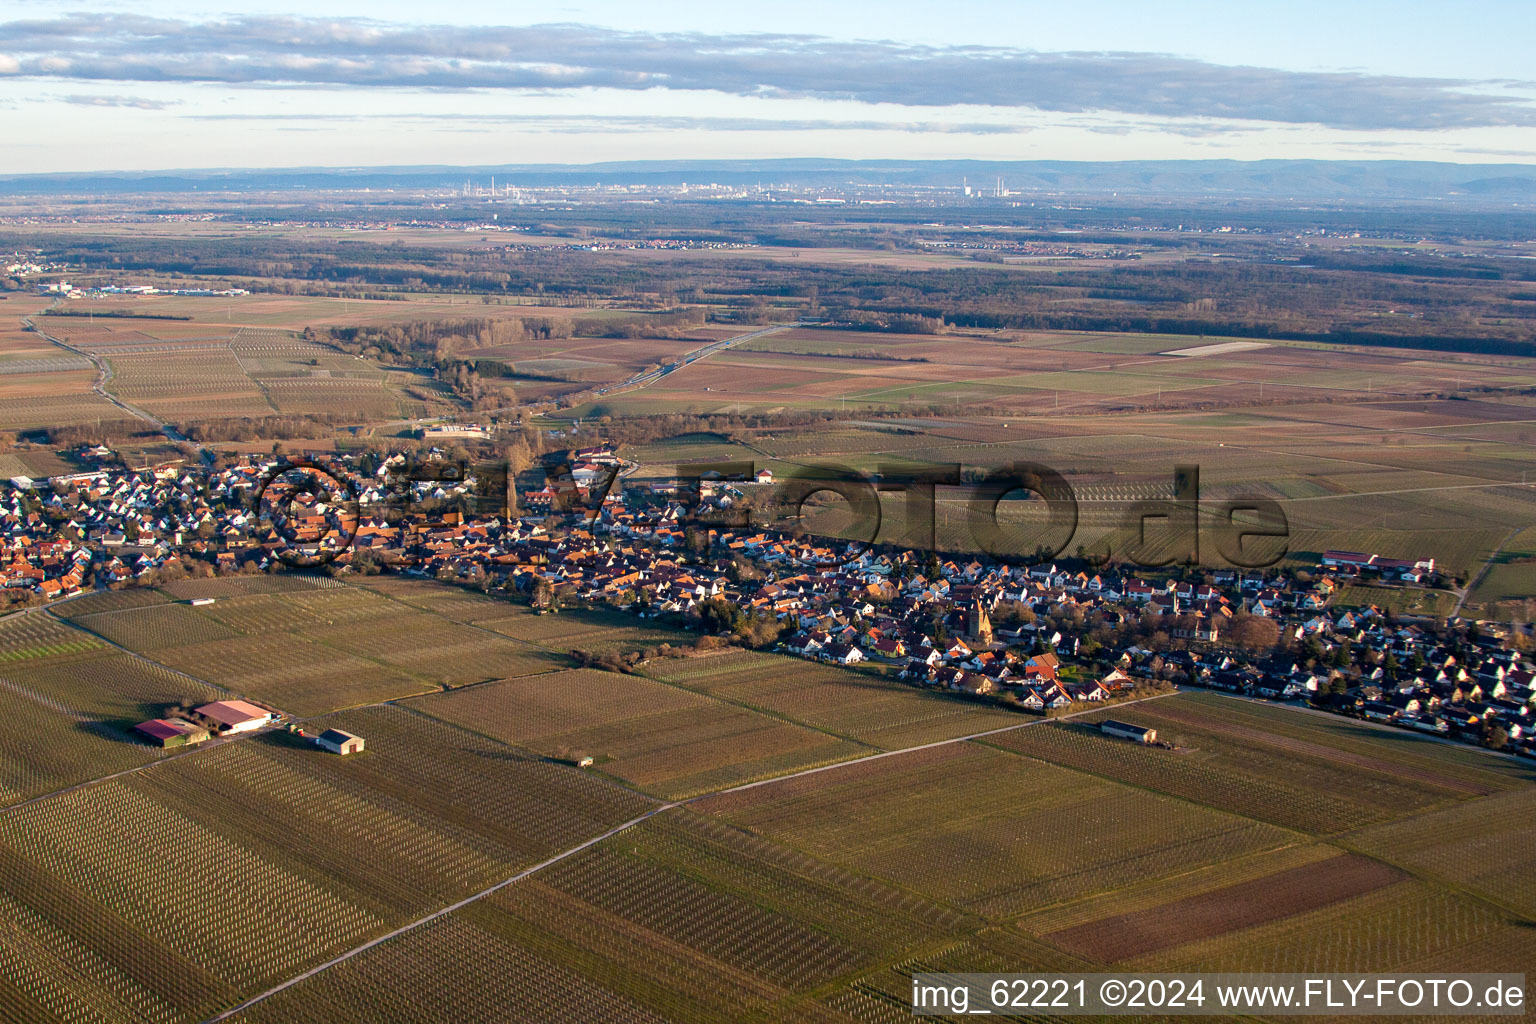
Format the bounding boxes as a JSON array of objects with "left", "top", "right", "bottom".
[{"left": 1, "top": 14, "right": 1534, "bottom": 131}]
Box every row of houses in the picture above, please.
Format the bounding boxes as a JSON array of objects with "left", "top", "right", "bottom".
[{"left": 8, "top": 446, "right": 1531, "bottom": 757}]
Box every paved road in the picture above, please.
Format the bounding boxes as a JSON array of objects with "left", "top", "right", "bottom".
[{"left": 592, "top": 322, "right": 798, "bottom": 397}]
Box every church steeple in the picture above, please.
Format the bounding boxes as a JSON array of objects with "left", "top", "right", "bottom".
[{"left": 969, "top": 596, "right": 993, "bottom": 647}]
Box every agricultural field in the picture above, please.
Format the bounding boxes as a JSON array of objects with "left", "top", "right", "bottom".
[
  {"left": 3, "top": 651, "right": 222, "bottom": 730},
  {"left": 988, "top": 691, "right": 1532, "bottom": 834},
  {"left": 15, "top": 313, "right": 447, "bottom": 424},
  {"left": 0, "top": 445, "right": 83, "bottom": 480},
  {"left": 694, "top": 741, "right": 1294, "bottom": 920},
  {"left": 577, "top": 326, "right": 1536, "bottom": 422},
  {"left": 647, "top": 649, "right": 1021, "bottom": 749},
  {"left": 470, "top": 604, "right": 698, "bottom": 656},
  {"left": 408, "top": 667, "right": 871, "bottom": 799},
  {"left": 0, "top": 613, "right": 198, "bottom": 806},
  {"left": 0, "top": 391, "right": 128, "bottom": 431},
  {"left": 0, "top": 704, "right": 655, "bottom": 1024},
  {"left": 1128, "top": 880, "right": 1533, "bottom": 975},
  {"left": 351, "top": 574, "right": 531, "bottom": 623},
  {"left": 57, "top": 570, "right": 700, "bottom": 727},
  {"left": 1345, "top": 785, "right": 1536, "bottom": 919},
  {"left": 51, "top": 291, "right": 650, "bottom": 331},
  {"left": 0, "top": 317, "right": 122, "bottom": 427},
  {"left": 0, "top": 612, "right": 106, "bottom": 663},
  {"left": 150, "top": 633, "right": 436, "bottom": 714},
  {"left": 351, "top": 579, "right": 689, "bottom": 660},
  {"left": 70, "top": 603, "right": 242, "bottom": 651},
  {"left": 1037, "top": 852, "right": 1407, "bottom": 964},
  {"left": 53, "top": 587, "right": 174, "bottom": 616},
  {"left": 0, "top": 573, "right": 1532, "bottom": 1021},
  {"left": 306, "top": 612, "right": 568, "bottom": 687},
  {"left": 0, "top": 686, "right": 161, "bottom": 807},
  {"left": 156, "top": 574, "right": 339, "bottom": 600},
  {"left": 1465, "top": 524, "right": 1536, "bottom": 613},
  {"left": 228, "top": 810, "right": 971, "bottom": 1024},
  {"left": 611, "top": 377, "right": 1536, "bottom": 582},
  {"left": 56, "top": 576, "right": 571, "bottom": 714}
]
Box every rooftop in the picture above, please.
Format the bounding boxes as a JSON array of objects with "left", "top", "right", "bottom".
[{"left": 195, "top": 699, "right": 271, "bottom": 728}]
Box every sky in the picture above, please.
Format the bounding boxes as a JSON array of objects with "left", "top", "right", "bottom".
[{"left": 3, "top": 1, "right": 1535, "bottom": 173}]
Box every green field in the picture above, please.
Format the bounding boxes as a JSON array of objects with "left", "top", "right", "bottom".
[{"left": 1332, "top": 583, "right": 1459, "bottom": 617}]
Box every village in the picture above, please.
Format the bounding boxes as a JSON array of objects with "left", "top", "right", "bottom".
[{"left": 1, "top": 441, "right": 1532, "bottom": 762}]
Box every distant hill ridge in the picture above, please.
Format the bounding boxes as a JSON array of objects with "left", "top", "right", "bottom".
[{"left": 2, "top": 158, "right": 1533, "bottom": 203}]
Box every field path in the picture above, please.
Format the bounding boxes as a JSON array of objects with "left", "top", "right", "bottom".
[
  {"left": 200, "top": 689, "right": 1180, "bottom": 1022},
  {"left": 21, "top": 310, "right": 204, "bottom": 450},
  {"left": 1455, "top": 524, "right": 1525, "bottom": 615},
  {"left": 202, "top": 802, "right": 683, "bottom": 1023},
  {"left": 23, "top": 315, "right": 165, "bottom": 427}
]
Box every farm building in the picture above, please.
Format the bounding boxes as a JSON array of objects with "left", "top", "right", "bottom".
[
  {"left": 316, "top": 728, "right": 365, "bottom": 755},
  {"left": 1321, "top": 550, "right": 1376, "bottom": 571},
  {"left": 187, "top": 597, "right": 216, "bottom": 606},
  {"left": 1100, "top": 720, "right": 1158, "bottom": 744},
  {"left": 133, "top": 718, "right": 210, "bottom": 748},
  {"left": 195, "top": 699, "right": 273, "bottom": 735}
]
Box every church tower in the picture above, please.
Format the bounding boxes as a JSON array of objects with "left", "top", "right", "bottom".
[{"left": 969, "top": 597, "right": 993, "bottom": 648}]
